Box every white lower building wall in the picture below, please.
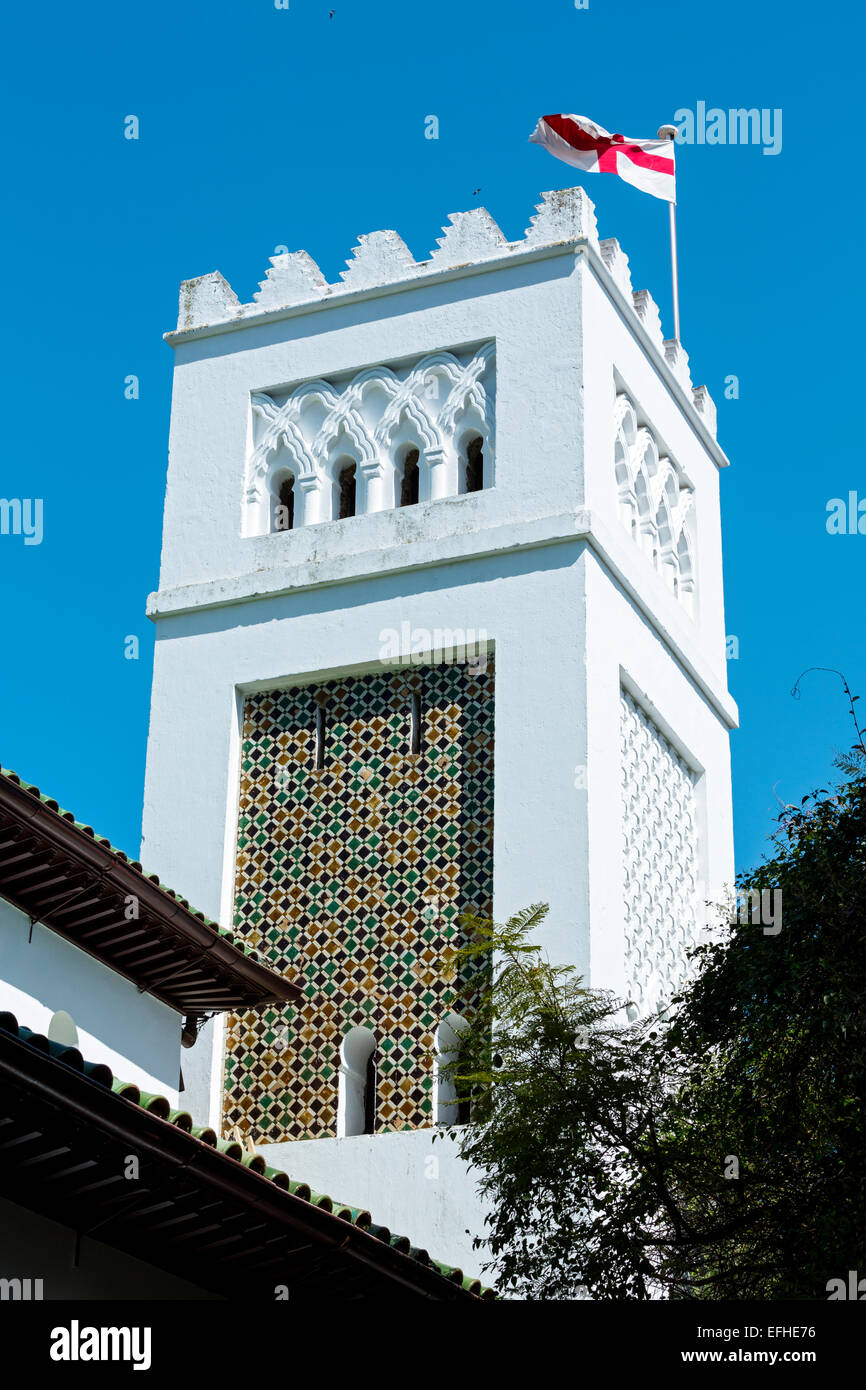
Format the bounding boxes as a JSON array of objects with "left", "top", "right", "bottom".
[
  {"left": 262, "top": 1128, "right": 488, "bottom": 1281},
  {"left": 0, "top": 897, "right": 181, "bottom": 1101}
]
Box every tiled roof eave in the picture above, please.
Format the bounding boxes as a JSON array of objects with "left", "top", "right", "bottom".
[
  {"left": 0, "top": 1012, "right": 492, "bottom": 1300},
  {"left": 0, "top": 767, "right": 300, "bottom": 1014}
]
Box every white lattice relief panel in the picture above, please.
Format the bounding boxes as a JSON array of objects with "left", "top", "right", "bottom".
[
  {"left": 620, "top": 690, "right": 699, "bottom": 1017},
  {"left": 614, "top": 393, "right": 696, "bottom": 616}
]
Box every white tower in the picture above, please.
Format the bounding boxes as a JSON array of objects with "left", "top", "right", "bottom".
[{"left": 142, "top": 186, "right": 737, "bottom": 1277}]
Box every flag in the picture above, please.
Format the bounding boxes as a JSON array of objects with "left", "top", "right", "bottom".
[{"left": 530, "top": 114, "right": 676, "bottom": 203}]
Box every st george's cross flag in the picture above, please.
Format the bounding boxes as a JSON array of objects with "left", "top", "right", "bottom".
[{"left": 530, "top": 114, "right": 676, "bottom": 203}]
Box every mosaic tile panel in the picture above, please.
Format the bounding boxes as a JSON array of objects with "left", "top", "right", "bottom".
[
  {"left": 223, "top": 661, "right": 494, "bottom": 1142},
  {"left": 620, "top": 688, "right": 699, "bottom": 1018}
]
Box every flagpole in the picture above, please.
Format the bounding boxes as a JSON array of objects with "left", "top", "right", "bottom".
[{"left": 658, "top": 125, "right": 680, "bottom": 342}]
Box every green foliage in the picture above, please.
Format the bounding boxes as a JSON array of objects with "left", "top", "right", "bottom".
[{"left": 446, "top": 755, "right": 866, "bottom": 1300}]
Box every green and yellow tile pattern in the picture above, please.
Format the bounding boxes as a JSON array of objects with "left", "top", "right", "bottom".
[{"left": 223, "top": 661, "right": 494, "bottom": 1142}]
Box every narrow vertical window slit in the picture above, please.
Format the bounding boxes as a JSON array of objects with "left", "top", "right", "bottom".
[
  {"left": 338, "top": 463, "right": 356, "bottom": 519},
  {"left": 315, "top": 704, "right": 327, "bottom": 770},
  {"left": 275, "top": 475, "right": 295, "bottom": 531},
  {"left": 400, "top": 449, "right": 420, "bottom": 507},
  {"left": 465, "top": 436, "right": 484, "bottom": 493},
  {"left": 410, "top": 690, "right": 422, "bottom": 755}
]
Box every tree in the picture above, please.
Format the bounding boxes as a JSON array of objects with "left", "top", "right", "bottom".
[{"left": 447, "top": 752, "right": 866, "bottom": 1300}]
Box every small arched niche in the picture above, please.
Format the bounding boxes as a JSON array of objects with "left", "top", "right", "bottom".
[
  {"left": 656, "top": 500, "right": 676, "bottom": 590},
  {"left": 433, "top": 1012, "right": 470, "bottom": 1126},
  {"left": 615, "top": 438, "right": 635, "bottom": 533},
  {"left": 47, "top": 1010, "right": 79, "bottom": 1048},
  {"left": 337, "top": 460, "right": 357, "bottom": 519},
  {"left": 324, "top": 454, "right": 358, "bottom": 522},
  {"left": 618, "top": 398, "right": 638, "bottom": 449},
  {"left": 272, "top": 470, "right": 295, "bottom": 532},
  {"left": 464, "top": 435, "right": 484, "bottom": 493},
  {"left": 337, "top": 1025, "right": 377, "bottom": 1137},
  {"left": 677, "top": 529, "right": 696, "bottom": 617},
  {"left": 398, "top": 446, "right": 420, "bottom": 508}
]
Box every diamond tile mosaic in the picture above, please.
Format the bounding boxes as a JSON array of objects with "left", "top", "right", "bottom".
[{"left": 222, "top": 661, "right": 495, "bottom": 1142}]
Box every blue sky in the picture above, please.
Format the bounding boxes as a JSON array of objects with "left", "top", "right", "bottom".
[{"left": 0, "top": 0, "right": 862, "bottom": 881}]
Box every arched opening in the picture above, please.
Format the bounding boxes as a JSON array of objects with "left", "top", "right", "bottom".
[
  {"left": 338, "top": 462, "right": 357, "bottom": 519},
  {"left": 47, "top": 1010, "right": 78, "bottom": 1048},
  {"left": 638, "top": 431, "right": 660, "bottom": 482},
  {"left": 615, "top": 438, "right": 634, "bottom": 533},
  {"left": 634, "top": 473, "right": 656, "bottom": 566},
  {"left": 400, "top": 448, "right": 420, "bottom": 507},
  {"left": 273, "top": 473, "right": 295, "bottom": 532},
  {"left": 656, "top": 502, "right": 677, "bottom": 593},
  {"left": 618, "top": 398, "right": 638, "bottom": 449},
  {"left": 337, "top": 1025, "right": 377, "bottom": 1137},
  {"left": 465, "top": 436, "right": 484, "bottom": 493},
  {"left": 433, "top": 1012, "right": 470, "bottom": 1126},
  {"left": 677, "top": 530, "right": 696, "bottom": 616}
]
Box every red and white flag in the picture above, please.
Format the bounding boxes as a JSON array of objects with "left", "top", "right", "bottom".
[{"left": 530, "top": 113, "right": 676, "bottom": 203}]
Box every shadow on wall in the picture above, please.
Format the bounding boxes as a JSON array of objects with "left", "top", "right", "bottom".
[{"left": 0, "top": 903, "right": 179, "bottom": 1081}]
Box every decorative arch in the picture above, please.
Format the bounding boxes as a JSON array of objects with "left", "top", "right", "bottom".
[
  {"left": 312, "top": 402, "right": 377, "bottom": 473},
  {"left": 454, "top": 412, "right": 493, "bottom": 493},
  {"left": 271, "top": 467, "right": 295, "bottom": 532},
  {"left": 409, "top": 351, "right": 463, "bottom": 417},
  {"left": 635, "top": 427, "right": 660, "bottom": 482},
  {"left": 292, "top": 377, "right": 341, "bottom": 428},
  {"left": 433, "top": 1012, "right": 470, "bottom": 1126},
  {"left": 321, "top": 450, "right": 359, "bottom": 522},
  {"left": 677, "top": 525, "right": 696, "bottom": 615},
  {"left": 245, "top": 342, "right": 496, "bottom": 535},
  {"left": 337, "top": 1025, "right": 377, "bottom": 1137},
  {"left": 614, "top": 392, "right": 696, "bottom": 614},
  {"left": 439, "top": 341, "right": 495, "bottom": 435},
  {"left": 337, "top": 459, "right": 357, "bottom": 519},
  {"left": 374, "top": 393, "right": 440, "bottom": 456},
  {"left": 397, "top": 442, "right": 420, "bottom": 507},
  {"left": 246, "top": 396, "right": 317, "bottom": 535},
  {"left": 634, "top": 469, "right": 656, "bottom": 565}
]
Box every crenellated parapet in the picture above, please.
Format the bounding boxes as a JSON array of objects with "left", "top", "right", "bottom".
[
  {"left": 253, "top": 250, "right": 327, "bottom": 308},
  {"left": 172, "top": 187, "right": 716, "bottom": 437}
]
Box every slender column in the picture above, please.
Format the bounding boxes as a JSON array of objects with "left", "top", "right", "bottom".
[
  {"left": 423, "top": 446, "right": 453, "bottom": 501},
  {"left": 296, "top": 473, "right": 321, "bottom": 526},
  {"left": 358, "top": 461, "right": 386, "bottom": 513}
]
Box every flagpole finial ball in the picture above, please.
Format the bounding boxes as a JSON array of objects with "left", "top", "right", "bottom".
[{"left": 657, "top": 124, "right": 678, "bottom": 141}]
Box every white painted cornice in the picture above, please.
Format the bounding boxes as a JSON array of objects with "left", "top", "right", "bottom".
[{"left": 146, "top": 506, "right": 738, "bottom": 731}]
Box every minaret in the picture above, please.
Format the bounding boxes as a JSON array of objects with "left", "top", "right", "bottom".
[{"left": 142, "top": 186, "right": 737, "bottom": 1275}]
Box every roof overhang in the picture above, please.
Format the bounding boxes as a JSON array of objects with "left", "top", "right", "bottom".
[
  {"left": 0, "top": 1016, "right": 483, "bottom": 1300},
  {"left": 0, "top": 770, "right": 300, "bottom": 1014}
]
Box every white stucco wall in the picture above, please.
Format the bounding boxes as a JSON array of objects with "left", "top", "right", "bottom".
[
  {"left": 262, "top": 1128, "right": 485, "bottom": 1280},
  {"left": 141, "top": 187, "right": 736, "bottom": 1277},
  {"left": 0, "top": 895, "right": 181, "bottom": 1101}
]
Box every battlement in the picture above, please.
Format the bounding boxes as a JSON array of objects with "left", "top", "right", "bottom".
[{"left": 170, "top": 187, "right": 716, "bottom": 439}]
